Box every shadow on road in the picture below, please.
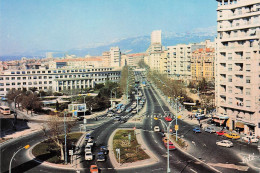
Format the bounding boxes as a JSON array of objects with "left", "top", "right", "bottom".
[
  {"left": 3, "top": 159, "right": 42, "bottom": 173},
  {"left": 0, "top": 118, "right": 29, "bottom": 138}
]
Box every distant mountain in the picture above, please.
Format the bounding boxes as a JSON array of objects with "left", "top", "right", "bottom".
[{"left": 0, "top": 30, "right": 216, "bottom": 61}]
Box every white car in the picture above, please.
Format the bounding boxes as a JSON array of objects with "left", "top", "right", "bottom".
[
  {"left": 154, "top": 126, "right": 160, "bottom": 132},
  {"left": 85, "top": 145, "right": 92, "bottom": 152},
  {"left": 87, "top": 139, "right": 94, "bottom": 147},
  {"left": 216, "top": 140, "right": 233, "bottom": 147},
  {"left": 85, "top": 151, "right": 93, "bottom": 160},
  {"left": 242, "top": 136, "right": 259, "bottom": 143}
]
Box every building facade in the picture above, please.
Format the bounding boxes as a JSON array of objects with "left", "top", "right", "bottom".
[
  {"left": 191, "top": 48, "right": 215, "bottom": 82},
  {"left": 151, "top": 30, "right": 162, "bottom": 44},
  {"left": 215, "top": 0, "right": 260, "bottom": 136},
  {"left": 110, "top": 47, "right": 121, "bottom": 67},
  {"left": 0, "top": 67, "right": 121, "bottom": 95}
]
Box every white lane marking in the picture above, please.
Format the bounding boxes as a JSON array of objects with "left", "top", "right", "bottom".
[{"left": 190, "top": 168, "right": 197, "bottom": 173}]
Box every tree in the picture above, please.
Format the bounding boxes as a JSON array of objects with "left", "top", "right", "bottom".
[{"left": 41, "top": 114, "right": 75, "bottom": 162}]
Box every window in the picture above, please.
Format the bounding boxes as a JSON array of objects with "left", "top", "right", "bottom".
[
  {"left": 228, "top": 75, "right": 232, "bottom": 82},
  {"left": 22, "top": 71, "right": 25, "bottom": 74},
  {"left": 37, "top": 71, "right": 40, "bottom": 74},
  {"left": 17, "top": 77, "right": 21, "bottom": 80},
  {"left": 11, "top": 71, "right": 15, "bottom": 74},
  {"left": 246, "top": 76, "right": 251, "bottom": 83},
  {"left": 12, "top": 82, "right": 15, "bottom": 85},
  {"left": 228, "top": 64, "right": 232, "bottom": 71},
  {"left": 32, "top": 71, "right": 35, "bottom": 74},
  {"left": 11, "top": 77, "right": 15, "bottom": 80},
  {"left": 228, "top": 86, "right": 232, "bottom": 93},
  {"left": 228, "top": 98, "right": 232, "bottom": 105},
  {"left": 23, "top": 77, "right": 26, "bottom": 80},
  {"left": 245, "top": 100, "right": 251, "bottom": 108},
  {"left": 246, "top": 64, "right": 251, "bottom": 72},
  {"left": 246, "top": 88, "right": 251, "bottom": 95}
]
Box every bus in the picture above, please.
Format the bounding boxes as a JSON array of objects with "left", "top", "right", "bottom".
[{"left": 0, "top": 106, "right": 11, "bottom": 115}]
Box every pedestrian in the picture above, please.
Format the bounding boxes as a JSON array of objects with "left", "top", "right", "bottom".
[
  {"left": 200, "top": 123, "right": 202, "bottom": 128},
  {"left": 248, "top": 138, "right": 251, "bottom": 144}
]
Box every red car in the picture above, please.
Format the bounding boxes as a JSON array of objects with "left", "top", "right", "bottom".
[
  {"left": 163, "top": 140, "right": 176, "bottom": 150},
  {"left": 164, "top": 116, "right": 173, "bottom": 122},
  {"left": 216, "top": 131, "right": 226, "bottom": 136},
  {"left": 90, "top": 165, "right": 98, "bottom": 173}
]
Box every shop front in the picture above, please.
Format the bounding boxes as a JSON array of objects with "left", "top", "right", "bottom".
[{"left": 212, "top": 114, "right": 229, "bottom": 128}]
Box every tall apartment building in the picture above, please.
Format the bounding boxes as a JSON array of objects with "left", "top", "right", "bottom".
[
  {"left": 126, "top": 53, "right": 146, "bottom": 67},
  {"left": 110, "top": 47, "right": 121, "bottom": 67},
  {"left": 191, "top": 48, "right": 215, "bottom": 82},
  {"left": 151, "top": 30, "right": 162, "bottom": 44},
  {"left": 215, "top": 0, "right": 260, "bottom": 136},
  {"left": 102, "top": 51, "right": 111, "bottom": 67}
]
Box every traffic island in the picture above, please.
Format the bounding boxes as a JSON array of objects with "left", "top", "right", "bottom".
[
  {"left": 113, "top": 129, "right": 149, "bottom": 163},
  {"left": 32, "top": 132, "right": 83, "bottom": 164},
  {"left": 109, "top": 128, "right": 159, "bottom": 170}
]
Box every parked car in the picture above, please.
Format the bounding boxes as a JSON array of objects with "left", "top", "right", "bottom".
[
  {"left": 85, "top": 145, "right": 92, "bottom": 152},
  {"left": 97, "top": 152, "right": 106, "bottom": 161},
  {"left": 242, "top": 136, "right": 259, "bottom": 143},
  {"left": 100, "top": 146, "right": 108, "bottom": 155},
  {"left": 107, "top": 112, "right": 114, "bottom": 117},
  {"left": 90, "top": 165, "right": 98, "bottom": 173},
  {"left": 193, "top": 127, "right": 201, "bottom": 133},
  {"left": 85, "top": 151, "right": 93, "bottom": 160},
  {"left": 154, "top": 126, "right": 160, "bottom": 132},
  {"left": 120, "top": 119, "right": 127, "bottom": 123},
  {"left": 85, "top": 134, "right": 91, "bottom": 141},
  {"left": 132, "top": 109, "right": 137, "bottom": 114},
  {"left": 114, "top": 116, "right": 121, "bottom": 121},
  {"left": 224, "top": 133, "right": 240, "bottom": 139},
  {"left": 125, "top": 108, "right": 132, "bottom": 113},
  {"left": 216, "top": 131, "right": 226, "bottom": 136},
  {"left": 87, "top": 139, "right": 94, "bottom": 147},
  {"left": 162, "top": 137, "right": 168, "bottom": 143},
  {"left": 164, "top": 116, "right": 173, "bottom": 122},
  {"left": 216, "top": 140, "right": 233, "bottom": 147},
  {"left": 204, "top": 127, "right": 216, "bottom": 133}
]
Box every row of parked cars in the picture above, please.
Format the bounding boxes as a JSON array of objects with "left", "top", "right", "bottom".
[
  {"left": 193, "top": 126, "right": 259, "bottom": 147},
  {"left": 85, "top": 134, "right": 108, "bottom": 162}
]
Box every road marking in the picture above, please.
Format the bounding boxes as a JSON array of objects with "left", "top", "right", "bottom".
[{"left": 190, "top": 168, "right": 197, "bottom": 173}]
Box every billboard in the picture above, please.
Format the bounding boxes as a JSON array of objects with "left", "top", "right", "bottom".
[{"left": 68, "top": 103, "right": 87, "bottom": 116}]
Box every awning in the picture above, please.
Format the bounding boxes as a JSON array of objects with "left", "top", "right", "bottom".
[
  {"left": 236, "top": 120, "right": 256, "bottom": 127},
  {"left": 213, "top": 114, "right": 229, "bottom": 119},
  {"left": 236, "top": 122, "right": 244, "bottom": 128}
]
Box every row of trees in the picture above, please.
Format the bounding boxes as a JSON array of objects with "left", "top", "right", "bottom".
[{"left": 7, "top": 88, "right": 42, "bottom": 114}]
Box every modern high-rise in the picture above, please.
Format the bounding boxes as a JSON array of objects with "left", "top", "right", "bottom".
[
  {"left": 215, "top": 0, "right": 260, "bottom": 136},
  {"left": 151, "top": 30, "right": 162, "bottom": 44},
  {"left": 110, "top": 47, "right": 121, "bottom": 67}
]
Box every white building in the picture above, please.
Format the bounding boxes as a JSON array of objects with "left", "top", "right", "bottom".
[
  {"left": 151, "top": 30, "right": 162, "bottom": 44},
  {"left": 0, "top": 67, "right": 121, "bottom": 95},
  {"left": 215, "top": 0, "right": 260, "bottom": 136},
  {"left": 110, "top": 47, "right": 121, "bottom": 67}
]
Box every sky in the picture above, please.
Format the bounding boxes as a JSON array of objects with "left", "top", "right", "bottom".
[{"left": 0, "top": 0, "right": 218, "bottom": 56}]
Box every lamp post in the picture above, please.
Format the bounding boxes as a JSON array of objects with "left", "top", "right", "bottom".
[
  {"left": 110, "top": 87, "right": 118, "bottom": 108},
  {"left": 175, "top": 96, "right": 184, "bottom": 141},
  {"left": 159, "top": 118, "right": 177, "bottom": 173},
  {"left": 9, "top": 145, "right": 30, "bottom": 173},
  {"left": 14, "top": 93, "right": 22, "bottom": 109},
  {"left": 64, "top": 109, "right": 68, "bottom": 164}
]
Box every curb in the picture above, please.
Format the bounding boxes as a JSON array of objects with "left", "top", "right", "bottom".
[
  {"left": 108, "top": 128, "right": 159, "bottom": 170},
  {"left": 27, "top": 132, "right": 85, "bottom": 171}
]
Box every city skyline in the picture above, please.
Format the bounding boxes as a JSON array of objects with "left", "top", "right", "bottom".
[{"left": 0, "top": 0, "right": 217, "bottom": 56}]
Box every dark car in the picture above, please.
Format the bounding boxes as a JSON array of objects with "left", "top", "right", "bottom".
[
  {"left": 120, "top": 119, "right": 127, "bottom": 123},
  {"left": 85, "top": 134, "right": 91, "bottom": 141},
  {"left": 100, "top": 146, "right": 108, "bottom": 155},
  {"left": 97, "top": 152, "right": 106, "bottom": 161},
  {"left": 114, "top": 116, "right": 121, "bottom": 121}
]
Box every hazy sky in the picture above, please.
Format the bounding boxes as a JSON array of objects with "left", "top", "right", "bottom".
[{"left": 0, "top": 0, "right": 218, "bottom": 55}]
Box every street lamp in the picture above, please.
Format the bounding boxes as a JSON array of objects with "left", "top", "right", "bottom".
[
  {"left": 159, "top": 118, "right": 177, "bottom": 173},
  {"left": 64, "top": 109, "right": 68, "bottom": 164},
  {"left": 14, "top": 93, "right": 22, "bottom": 108},
  {"left": 175, "top": 96, "right": 184, "bottom": 141},
  {"left": 9, "top": 145, "right": 30, "bottom": 173},
  {"left": 110, "top": 87, "right": 119, "bottom": 108}
]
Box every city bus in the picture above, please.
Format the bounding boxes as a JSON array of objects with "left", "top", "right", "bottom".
[{"left": 0, "top": 106, "right": 11, "bottom": 115}]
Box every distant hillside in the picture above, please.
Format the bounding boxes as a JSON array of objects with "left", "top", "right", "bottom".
[{"left": 0, "top": 32, "right": 216, "bottom": 61}]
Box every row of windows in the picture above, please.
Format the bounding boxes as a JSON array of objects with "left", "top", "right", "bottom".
[
  {"left": 0, "top": 81, "right": 52, "bottom": 86},
  {"left": 1, "top": 72, "right": 120, "bottom": 81},
  {"left": 9, "top": 68, "right": 113, "bottom": 75}
]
